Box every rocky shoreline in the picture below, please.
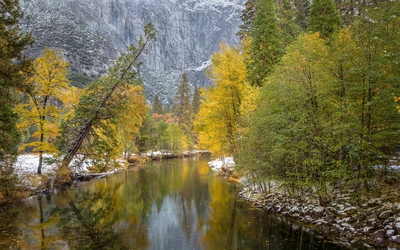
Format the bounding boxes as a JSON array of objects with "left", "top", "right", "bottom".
[
  {"left": 237, "top": 187, "right": 400, "bottom": 249},
  {"left": 211, "top": 163, "right": 400, "bottom": 249}
]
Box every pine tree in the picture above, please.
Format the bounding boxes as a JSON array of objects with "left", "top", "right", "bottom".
[
  {"left": 308, "top": 0, "right": 341, "bottom": 40},
  {"left": 276, "top": 0, "right": 302, "bottom": 46},
  {"left": 152, "top": 94, "right": 163, "bottom": 114},
  {"left": 246, "top": 0, "right": 284, "bottom": 87},
  {"left": 293, "top": 0, "right": 310, "bottom": 30},
  {"left": 0, "top": 0, "right": 34, "bottom": 159},
  {"left": 173, "top": 72, "right": 192, "bottom": 127},
  {"left": 0, "top": 0, "right": 34, "bottom": 200},
  {"left": 237, "top": 0, "right": 258, "bottom": 39},
  {"left": 191, "top": 86, "right": 201, "bottom": 115}
]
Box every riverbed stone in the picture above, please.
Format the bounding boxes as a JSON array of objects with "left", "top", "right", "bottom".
[
  {"left": 344, "top": 206, "right": 357, "bottom": 215},
  {"left": 324, "top": 215, "right": 335, "bottom": 223},
  {"left": 390, "top": 235, "right": 400, "bottom": 244},
  {"left": 337, "top": 211, "right": 348, "bottom": 218},
  {"left": 386, "top": 229, "right": 395, "bottom": 238},
  {"left": 379, "top": 210, "right": 393, "bottom": 219},
  {"left": 393, "top": 222, "right": 400, "bottom": 234},
  {"left": 370, "top": 229, "right": 385, "bottom": 242},
  {"left": 313, "top": 206, "right": 325, "bottom": 219},
  {"left": 363, "top": 227, "right": 374, "bottom": 234},
  {"left": 368, "top": 198, "right": 381, "bottom": 207}
]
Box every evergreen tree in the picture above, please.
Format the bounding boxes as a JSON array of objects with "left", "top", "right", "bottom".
[
  {"left": 152, "top": 94, "right": 163, "bottom": 114},
  {"left": 0, "top": 0, "right": 34, "bottom": 159},
  {"left": 237, "top": 0, "right": 258, "bottom": 39},
  {"left": 293, "top": 0, "right": 310, "bottom": 30},
  {"left": 308, "top": 0, "right": 341, "bottom": 39},
  {"left": 246, "top": 0, "right": 284, "bottom": 87},
  {"left": 173, "top": 72, "right": 192, "bottom": 127},
  {"left": 0, "top": 0, "right": 34, "bottom": 200},
  {"left": 276, "top": 0, "right": 302, "bottom": 46},
  {"left": 191, "top": 86, "right": 201, "bottom": 115}
]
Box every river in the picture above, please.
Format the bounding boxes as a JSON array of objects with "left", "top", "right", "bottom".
[{"left": 0, "top": 157, "right": 349, "bottom": 249}]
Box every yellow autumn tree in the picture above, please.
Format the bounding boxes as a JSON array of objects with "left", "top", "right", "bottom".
[
  {"left": 194, "top": 42, "right": 247, "bottom": 157},
  {"left": 16, "top": 48, "right": 70, "bottom": 174},
  {"left": 117, "top": 85, "right": 148, "bottom": 159}
]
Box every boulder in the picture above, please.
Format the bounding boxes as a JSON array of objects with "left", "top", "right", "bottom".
[
  {"left": 385, "top": 229, "right": 395, "bottom": 238},
  {"left": 394, "top": 221, "right": 400, "bottom": 234},
  {"left": 391, "top": 235, "right": 400, "bottom": 244},
  {"left": 324, "top": 215, "right": 335, "bottom": 223},
  {"left": 378, "top": 210, "right": 393, "bottom": 219},
  {"left": 369, "top": 229, "right": 384, "bottom": 242},
  {"left": 343, "top": 206, "right": 357, "bottom": 215},
  {"left": 313, "top": 206, "right": 325, "bottom": 219}
]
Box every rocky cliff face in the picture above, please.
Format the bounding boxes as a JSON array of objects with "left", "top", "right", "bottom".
[{"left": 20, "top": 0, "right": 245, "bottom": 105}]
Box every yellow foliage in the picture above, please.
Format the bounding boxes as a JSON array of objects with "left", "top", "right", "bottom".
[
  {"left": 15, "top": 48, "right": 70, "bottom": 155},
  {"left": 194, "top": 42, "right": 248, "bottom": 157}
]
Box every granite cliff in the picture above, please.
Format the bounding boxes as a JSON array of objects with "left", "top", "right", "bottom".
[{"left": 20, "top": 0, "right": 245, "bottom": 105}]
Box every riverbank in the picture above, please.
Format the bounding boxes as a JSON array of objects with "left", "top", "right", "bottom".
[
  {"left": 11, "top": 151, "right": 211, "bottom": 198},
  {"left": 209, "top": 158, "right": 400, "bottom": 249}
]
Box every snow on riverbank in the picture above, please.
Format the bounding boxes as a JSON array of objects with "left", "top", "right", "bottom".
[{"left": 208, "top": 157, "right": 235, "bottom": 170}]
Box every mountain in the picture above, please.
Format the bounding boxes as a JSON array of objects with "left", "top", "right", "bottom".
[{"left": 19, "top": 0, "right": 245, "bottom": 105}]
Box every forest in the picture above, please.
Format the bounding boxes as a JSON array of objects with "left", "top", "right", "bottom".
[
  {"left": 1, "top": 0, "right": 400, "bottom": 204},
  {"left": 195, "top": 0, "right": 400, "bottom": 199}
]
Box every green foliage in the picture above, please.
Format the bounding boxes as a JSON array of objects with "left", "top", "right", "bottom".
[
  {"left": 237, "top": 0, "right": 257, "bottom": 39},
  {"left": 276, "top": 0, "right": 302, "bottom": 46},
  {"left": 0, "top": 0, "right": 34, "bottom": 159},
  {"left": 293, "top": 0, "right": 310, "bottom": 30},
  {"left": 191, "top": 86, "right": 201, "bottom": 115},
  {"left": 152, "top": 95, "right": 163, "bottom": 114},
  {"left": 0, "top": 0, "right": 33, "bottom": 199},
  {"left": 308, "top": 0, "right": 341, "bottom": 40},
  {"left": 68, "top": 71, "right": 98, "bottom": 88},
  {"left": 60, "top": 23, "right": 156, "bottom": 170},
  {"left": 239, "top": 1, "right": 400, "bottom": 194},
  {"left": 135, "top": 113, "right": 157, "bottom": 154},
  {"left": 173, "top": 72, "right": 192, "bottom": 127},
  {"left": 246, "top": 0, "right": 284, "bottom": 87}
]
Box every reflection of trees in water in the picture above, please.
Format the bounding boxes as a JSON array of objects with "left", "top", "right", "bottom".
[
  {"left": 0, "top": 206, "right": 20, "bottom": 249},
  {"left": 56, "top": 186, "right": 129, "bottom": 250}
]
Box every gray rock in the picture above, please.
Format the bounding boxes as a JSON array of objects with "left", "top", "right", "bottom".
[
  {"left": 367, "top": 198, "right": 381, "bottom": 207},
  {"left": 343, "top": 206, "right": 357, "bottom": 215},
  {"left": 324, "top": 215, "right": 335, "bottom": 223},
  {"left": 313, "top": 206, "right": 325, "bottom": 219},
  {"left": 378, "top": 210, "right": 393, "bottom": 219},
  {"left": 394, "top": 221, "right": 400, "bottom": 234},
  {"left": 19, "top": 0, "right": 245, "bottom": 103},
  {"left": 363, "top": 227, "right": 374, "bottom": 234},
  {"left": 370, "top": 229, "right": 384, "bottom": 242},
  {"left": 386, "top": 229, "right": 395, "bottom": 238},
  {"left": 390, "top": 235, "right": 400, "bottom": 244}
]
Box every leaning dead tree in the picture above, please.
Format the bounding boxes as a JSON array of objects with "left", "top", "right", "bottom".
[{"left": 61, "top": 23, "right": 157, "bottom": 169}]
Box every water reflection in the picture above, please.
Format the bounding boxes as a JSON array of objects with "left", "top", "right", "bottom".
[{"left": 0, "top": 158, "right": 348, "bottom": 249}]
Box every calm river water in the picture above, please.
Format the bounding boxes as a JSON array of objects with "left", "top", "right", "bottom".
[{"left": 0, "top": 158, "right": 349, "bottom": 249}]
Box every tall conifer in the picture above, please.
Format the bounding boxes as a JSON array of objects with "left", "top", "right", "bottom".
[
  {"left": 152, "top": 95, "right": 163, "bottom": 114},
  {"left": 246, "top": 0, "right": 284, "bottom": 87},
  {"left": 173, "top": 72, "right": 192, "bottom": 127},
  {"left": 308, "top": 0, "right": 341, "bottom": 39}
]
